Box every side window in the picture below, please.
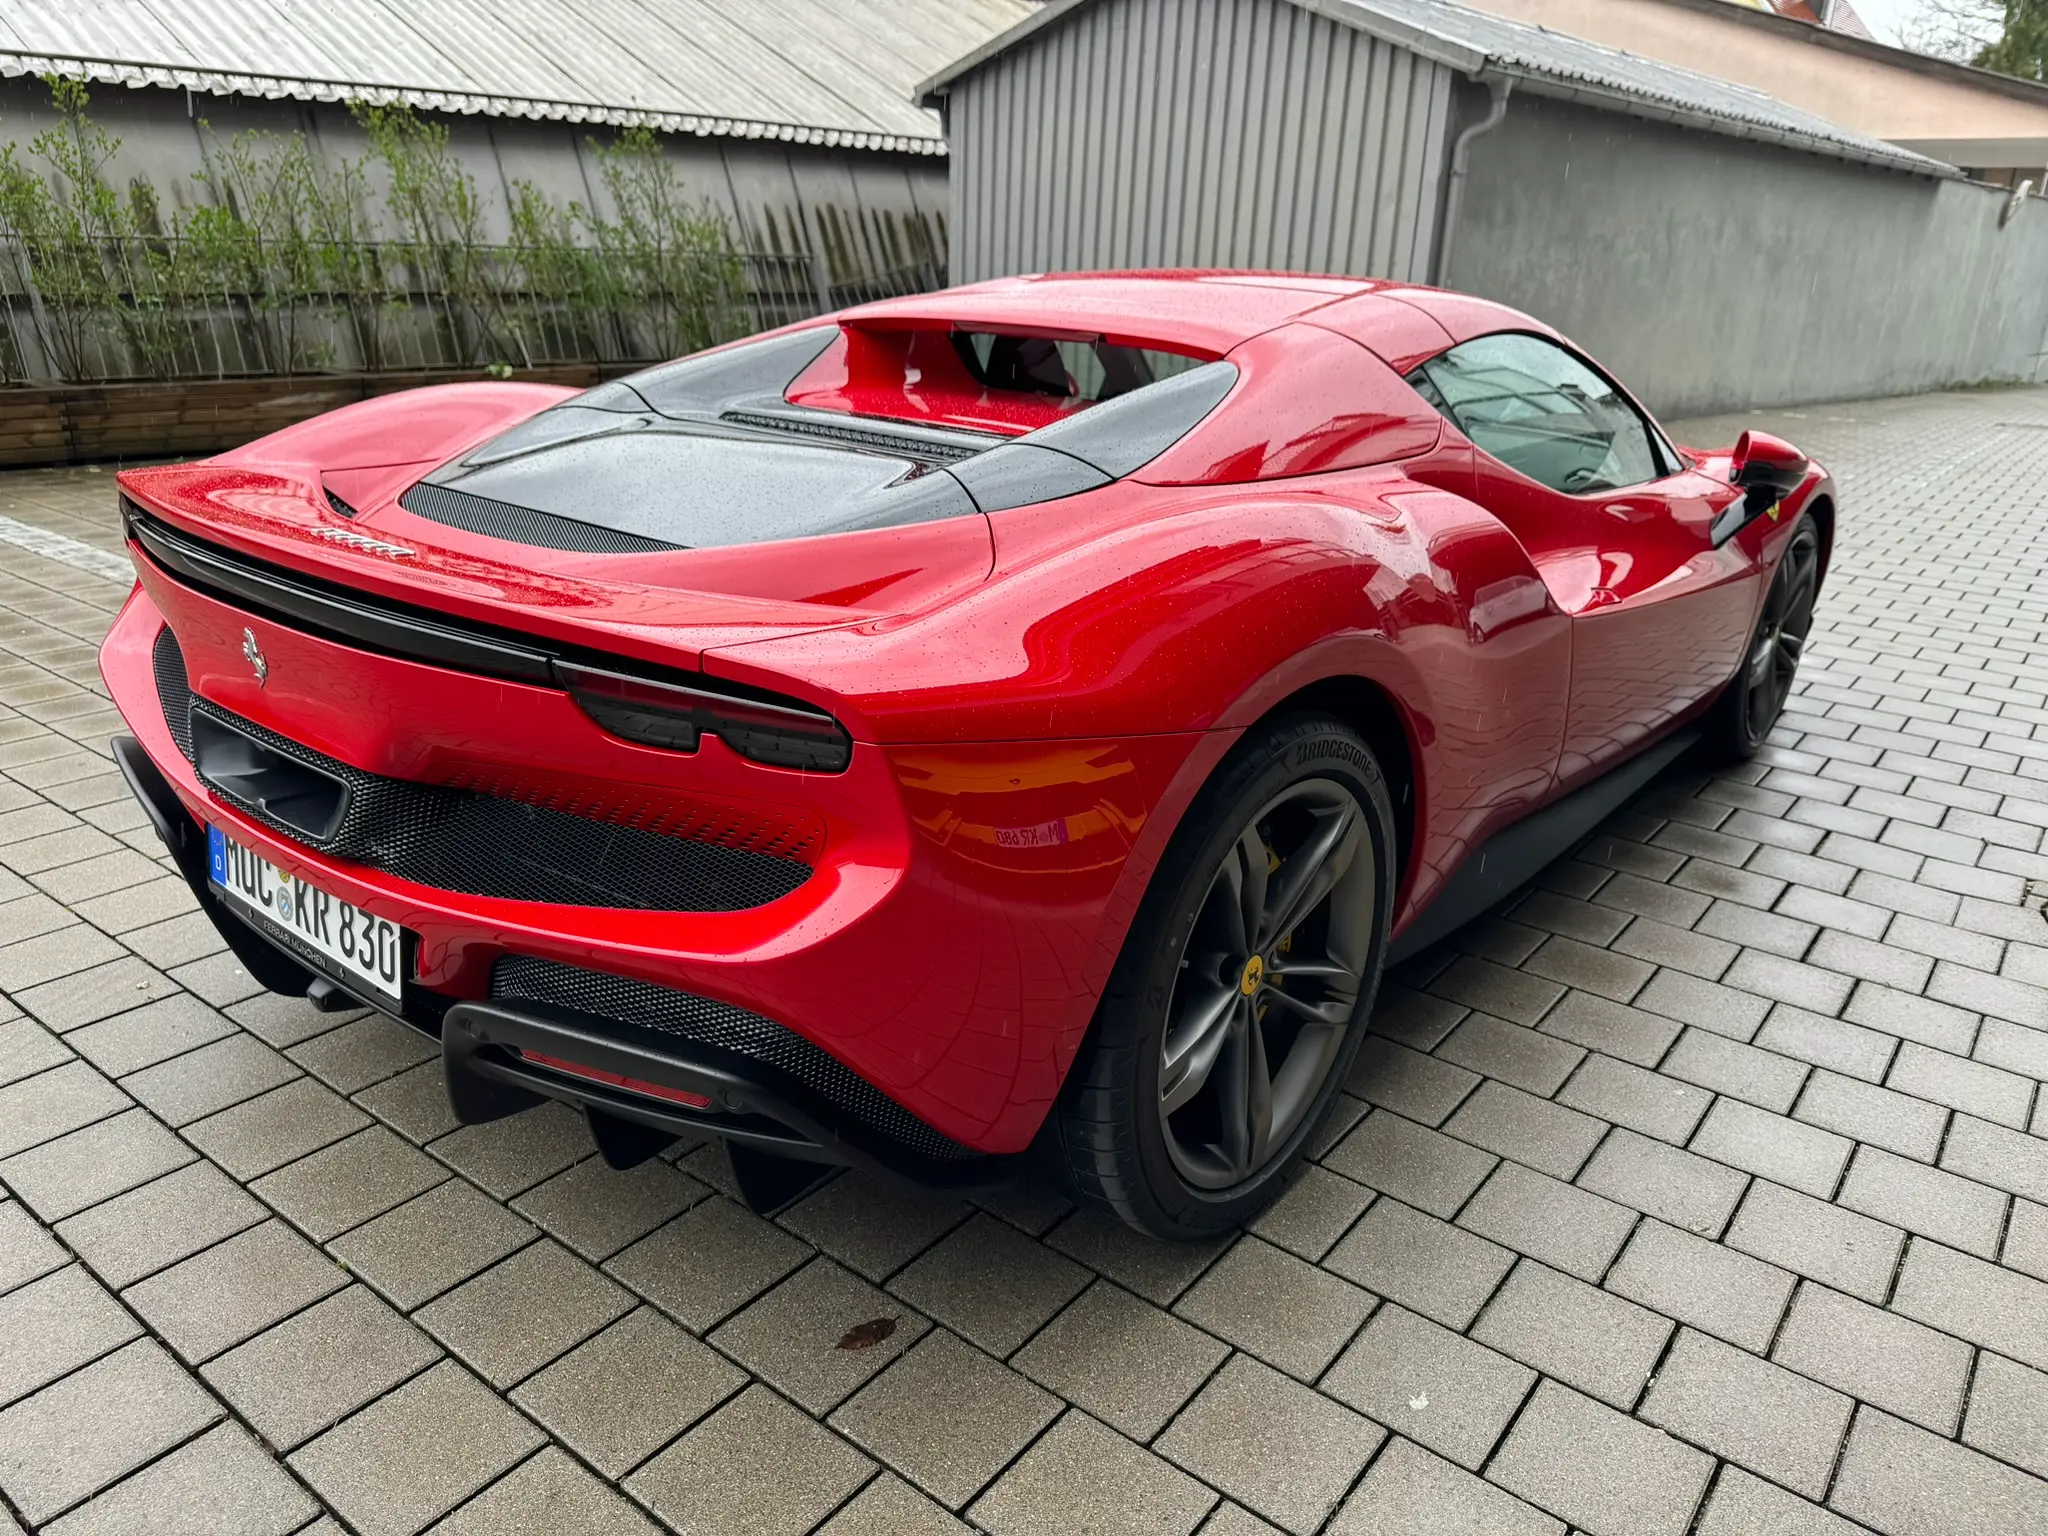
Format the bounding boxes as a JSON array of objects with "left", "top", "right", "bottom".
[{"left": 1407, "top": 333, "right": 1665, "bottom": 494}]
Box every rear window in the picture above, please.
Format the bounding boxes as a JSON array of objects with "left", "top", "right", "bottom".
[
  {"left": 951, "top": 333, "right": 1209, "bottom": 403},
  {"left": 785, "top": 326, "right": 1218, "bottom": 436}
]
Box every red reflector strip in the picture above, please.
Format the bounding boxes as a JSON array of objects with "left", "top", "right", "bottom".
[{"left": 518, "top": 1049, "right": 714, "bottom": 1109}]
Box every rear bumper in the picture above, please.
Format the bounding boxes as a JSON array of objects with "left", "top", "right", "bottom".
[
  {"left": 115, "top": 725, "right": 998, "bottom": 1181},
  {"left": 101, "top": 581, "right": 1213, "bottom": 1156},
  {"left": 443, "top": 1000, "right": 1006, "bottom": 1187},
  {"left": 111, "top": 733, "right": 329, "bottom": 1004}
]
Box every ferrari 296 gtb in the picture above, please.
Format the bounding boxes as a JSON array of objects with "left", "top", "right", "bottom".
[{"left": 101, "top": 271, "right": 1830, "bottom": 1236}]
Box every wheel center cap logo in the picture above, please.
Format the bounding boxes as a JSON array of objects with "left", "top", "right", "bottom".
[{"left": 1239, "top": 955, "right": 1264, "bottom": 995}]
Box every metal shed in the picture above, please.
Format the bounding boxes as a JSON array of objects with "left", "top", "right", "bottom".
[
  {"left": 918, "top": 0, "right": 1942, "bottom": 288},
  {"left": 918, "top": 0, "right": 2048, "bottom": 414}
]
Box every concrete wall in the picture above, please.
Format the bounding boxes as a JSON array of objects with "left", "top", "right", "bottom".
[
  {"left": 1449, "top": 91, "right": 2048, "bottom": 418},
  {"left": 0, "top": 76, "right": 951, "bottom": 287}
]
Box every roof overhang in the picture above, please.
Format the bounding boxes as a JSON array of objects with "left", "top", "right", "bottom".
[
  {"left": 0, "top": 52, "right": 947, "bottom": 154},
  {"left": 917, "top": 0, "right": 1957, "bottom": 180},
  {"left": 916, "top": 0, "right": 1094, "bottom": 104},
  {"left": 1889, "top": 138, "right": 2048, "bottom": 172},
  {"left": 1503, "top": 73, "right": 1956, "bottom": 179}
]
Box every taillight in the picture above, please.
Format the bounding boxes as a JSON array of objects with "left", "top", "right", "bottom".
[{"left": 553, "top": 660, "right": 853, "bottom": 772}]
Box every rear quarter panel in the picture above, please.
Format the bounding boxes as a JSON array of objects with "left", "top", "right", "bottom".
[{"left": 707, "top": 470, "right": 1572, "bottom": 951}]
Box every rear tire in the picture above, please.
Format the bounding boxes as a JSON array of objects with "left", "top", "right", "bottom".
[
  {"left": 1052, "top": 713, "right": 1395, "bottom": 1238},
  {"left": 1708, "top": 514, "right": 1820, "bottom": 761}
]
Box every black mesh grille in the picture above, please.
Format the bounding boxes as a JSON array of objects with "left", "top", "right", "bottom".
[
  {"left": 153, "top": 622, "right": 194, "bottom": 760},
  {"left": 491, "top": 954, "right": 976, "bottom": 1161},
  {"left": 719, "top": 408, "right": 986, "bottom": 463},
  {"left": 400, "top": 481, "right": 678, "bottom": 553},
  {"left": 153, "top": 627, "right": 810, "bottom": 913}
]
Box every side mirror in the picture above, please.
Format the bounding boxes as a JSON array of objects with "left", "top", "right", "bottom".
[{"left": 1710, "top": 429, "right": 1808, "bottom": 547}]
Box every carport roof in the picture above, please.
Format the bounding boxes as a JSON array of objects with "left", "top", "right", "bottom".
[
  {"left": 0, "top": 0, "right": 1032, "bottom": 155},
  {"left": 919, "top": 0, "right": 1956, "bottom": 179}
]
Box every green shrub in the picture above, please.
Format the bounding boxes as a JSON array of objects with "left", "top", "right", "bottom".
[{"left": 0, "top": 81, "right": 765, "bottom": 382}]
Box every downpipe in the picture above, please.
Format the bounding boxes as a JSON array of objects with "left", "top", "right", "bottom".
[{"left": 1432, "top": 74, "right": 1514, "bottom": 288}]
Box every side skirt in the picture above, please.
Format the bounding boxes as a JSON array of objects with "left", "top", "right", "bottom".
[{"left": 1388, "top": 728, "right": 1699, "bottom": 964}]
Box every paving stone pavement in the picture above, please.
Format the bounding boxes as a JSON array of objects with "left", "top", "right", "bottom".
[{"left": 2, "top": 388, "right": 2048, "bottom": 1535}]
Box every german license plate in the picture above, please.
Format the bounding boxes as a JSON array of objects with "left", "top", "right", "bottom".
[{"left": 208, "top": 825, "right": 403, "bottom": 1001}]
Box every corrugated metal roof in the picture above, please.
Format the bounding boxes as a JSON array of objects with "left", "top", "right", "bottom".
[
  {"left": 0, "top": 0, "right": 1034, "bottom": 154},
  {"left": 921, "top": 0, "right": 1954, "bottom": 177},
  {"left": 1333, "top": 0, "right": 1947, "bottom": 174}
]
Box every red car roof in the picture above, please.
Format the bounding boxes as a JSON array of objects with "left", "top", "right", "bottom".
[
  {"left": 838, "top": 270, "right": 1383, "bottom": 355},
  {"left": 836, "top": 268, "right": 1543, "bottom": 362}
]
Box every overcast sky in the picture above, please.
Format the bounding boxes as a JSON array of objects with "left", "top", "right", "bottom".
[{"left": 1852, "top": 0, "right": 1921, "bottom": 45}]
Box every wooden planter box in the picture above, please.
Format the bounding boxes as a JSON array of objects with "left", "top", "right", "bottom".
[{"left": 0, "top": 365, "right": 631, "bottom": 469}]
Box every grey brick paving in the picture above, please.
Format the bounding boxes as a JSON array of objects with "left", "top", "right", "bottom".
[
  {"left": 200, "top": 1284, "right": 442, "bottom": 1451},
  {"left": 1173, "top": 1234, "right": 1372, "bottom": 1381},
  {"left": 1696, "top": 1466, "right": 1867, "bottom": 1536},
  {"left": 1725, "top": 1179, "right": 1903, "bottom": 1301},
  {"left": 1891, "top": 1238, "right": 2048, "bottom": 1371},
  {"left": 1488, "top": 1381, "right": 1711, "bottom": 1536},
  {"left": 710, "top": 1258, "right": 931, "bottom": 1414},
  {"left": 1603, "top": 1216, "right": 1792, "bottom": 1352},
  {"left": 41, "top": 1422, "right": 316, "bottom": 1536},
  {"left": 634, "top": 1384, "right": 872, "bottom": 1535},
  {"left": 1329, "top": 1438, "right": 1561, "bottom": 1535},
  {"left": 1961, "top": 1354, "right": 2048, "bottom": 1482},
  {"left": 288, "top": 1361, "right": 543, "bottom": 1536},
  {"left": 4, "top": 395, "right": 2048, "bottom": 1531},
  {"left": 1639, "top": 1328, "right": 1853, "bottom": 1498},
  {"left": 513, "top": 1313, "right": 739, "bottom": 1484},
  {"left": 1010, "top": 1278, "right": 1226, "bottom": 1441},
  {"left": 1772, "top": 1280, "right": 1973, "bottom": 1434},
  {"left": 1832, "top": 1408, "right": 2048, "bottom": 1535},
  {"left": 1320, "top": 1304, "right": 1532, "bottom": 1471},
  {"left": 1472, "top": 1260, "right": 1669, "bottom": 1410},
  {"left": 968, "top": 1410, "right": 1215, "bottom": 1536},
  {"left": 1155, "top": 1355, "right": 1383, "bottom": 1534}
]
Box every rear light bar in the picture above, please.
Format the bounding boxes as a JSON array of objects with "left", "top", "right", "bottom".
[
  {"left": 123, "top": 499, "right": 854, "bottom": 771},
  {"left": 552, "top": 660, "right": 853, "bottom": 773},
  {"left": 518, "top": 1048, "right": 715, "bottom": 1109}
]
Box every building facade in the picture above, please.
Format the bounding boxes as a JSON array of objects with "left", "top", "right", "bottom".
[{"left": 1463, "top": 0, "right": 2048, "bottom": 184}]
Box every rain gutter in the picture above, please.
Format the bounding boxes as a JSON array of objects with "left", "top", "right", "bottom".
[{"left": 1433, "top": 74, "right": 1513, "bottom": 288}]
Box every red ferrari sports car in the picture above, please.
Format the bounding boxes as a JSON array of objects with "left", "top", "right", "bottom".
[{"left": 102, "top": 271, "right": 1830, "bottom": 1236}]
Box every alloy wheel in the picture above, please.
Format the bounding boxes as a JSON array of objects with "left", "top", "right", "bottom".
[
  {"left": 1157, "top": 778, "right": 1378, "bottom": 1189},
  {"left": 1744, "top": 523, "right": 1821, "bottom": 744}
]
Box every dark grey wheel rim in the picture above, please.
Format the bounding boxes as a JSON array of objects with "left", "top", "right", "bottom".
[
  {"left": 1158, "top": 777, "right": 1378, "bottom": 1190},
  {"left": 1744, "top": 524, "right": 1820, "bottom": 744}
]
